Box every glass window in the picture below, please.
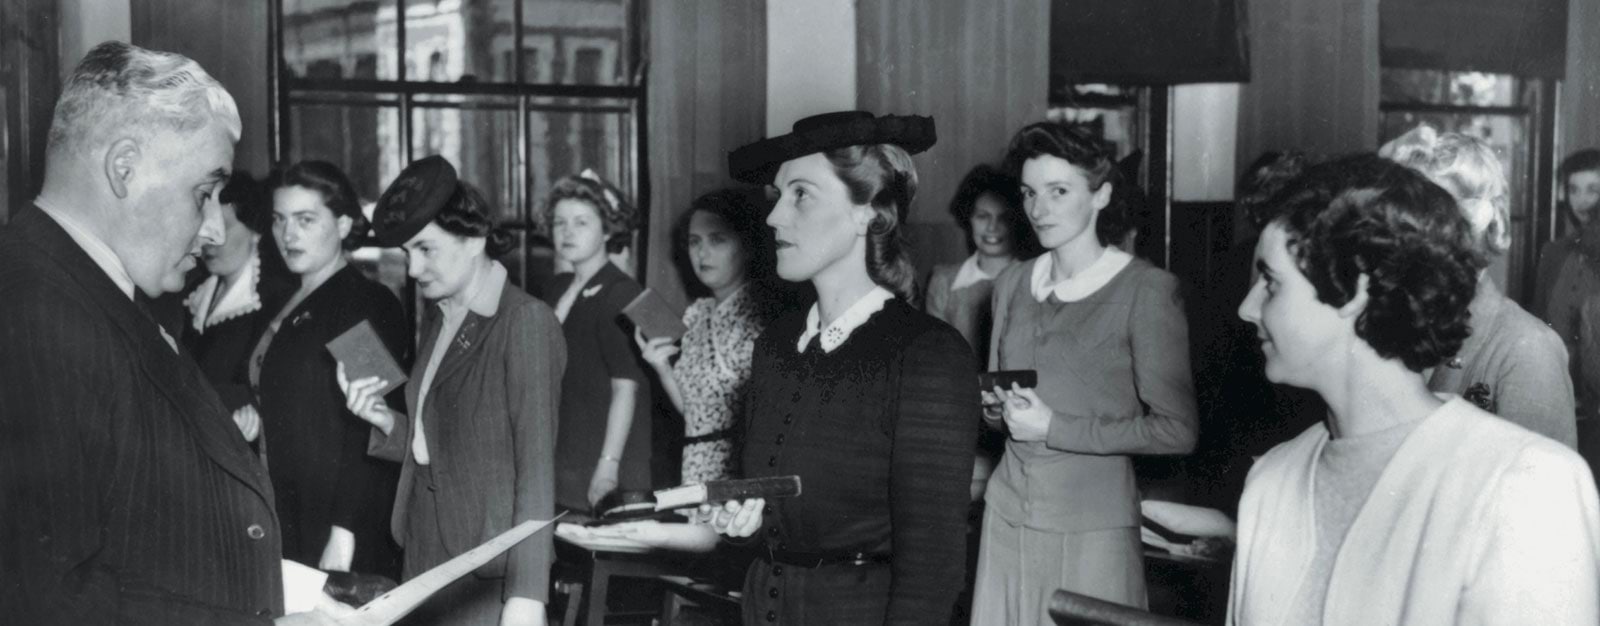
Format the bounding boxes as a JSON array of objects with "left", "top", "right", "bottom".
[{"left": 275, "top": 0, "right": 644, "bottom": 298}]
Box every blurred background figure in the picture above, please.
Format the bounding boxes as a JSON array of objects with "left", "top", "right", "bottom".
[
  {"left": 544, "top": 170, "right": 653, "bottom": 511},
  {"left": 1381, "top": 125, "right": 1574, "bottom": 446},
  {"left": 181, "top": 170, "right": 294, "bottom": 444}
]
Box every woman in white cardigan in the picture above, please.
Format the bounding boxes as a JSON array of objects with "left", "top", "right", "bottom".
[{"left": 1228, "top": 154, "right": 1600, "bottom": 625}]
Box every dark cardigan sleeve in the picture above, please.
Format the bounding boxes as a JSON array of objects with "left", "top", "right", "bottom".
[
  {"left": 501, "top": 300, "right": 566, "bottom": 602},
  {"left": 885, "top": 324, "right": 980, "bottom": 625}
]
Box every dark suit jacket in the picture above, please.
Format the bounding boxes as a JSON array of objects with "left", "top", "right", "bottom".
[
  {"left": 370, "top": 273, "right": 565, "bottom": 602},
  {"left": 0, "top": 206, "right": 284, "bottom": 625}
]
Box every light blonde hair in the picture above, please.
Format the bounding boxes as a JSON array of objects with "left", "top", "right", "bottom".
[
  {"left": 1379, "top": 125, "right": 1511, "bottom": 256},
  {"left": 47, "top": 41, "right": 241, "bottom": 158}
]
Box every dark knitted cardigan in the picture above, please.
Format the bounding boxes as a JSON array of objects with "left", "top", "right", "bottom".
[{"left": 738, "top": 298, "right": 980, "bottom": 625}]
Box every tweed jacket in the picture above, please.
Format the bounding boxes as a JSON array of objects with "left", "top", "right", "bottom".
[{"left": 370, "top": 274, "right": 565, "bottom": 602}]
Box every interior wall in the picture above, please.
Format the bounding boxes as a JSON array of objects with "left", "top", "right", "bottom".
[
  {"left": 645, "top": 0, "right": 767, "bottom": 311},
  {"left": 57, "top": 0, "right": 127, "bottom": 80},
  {"left": 856, "top": 0, "right": 1051, "bottom": 279},
  {"left": 130, "top": 0, "right": 270, "bottom": 177},
  {"left": 766, "top": 0, "right": 855, "bottom": 136}
]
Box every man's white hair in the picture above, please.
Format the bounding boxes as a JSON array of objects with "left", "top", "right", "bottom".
[{"left": 47, "top": 41, "right": 240, "bottom": 157}]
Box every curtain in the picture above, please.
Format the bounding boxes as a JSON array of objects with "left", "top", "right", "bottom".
[
  {"left": 856, "top": 0, "right": 1051, "bottom": 277},
  {"left": 1235, "top": 0, "right": 1380, "bottom": 189},
  {"left": 1050, "top": 0, "right": 1248, "bottom": 86},
  {"left": 644, "top": 0, "right": 767, "bottom": 311},
  {"left": 1562, "top": 0, "right": 1600, "bottom": 156},
  {"left": 1382, "top": 0, "right": 1567, "bottom": 78}
]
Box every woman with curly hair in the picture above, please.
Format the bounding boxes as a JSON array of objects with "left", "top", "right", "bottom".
[
  {"left": 543, "top": 170, "right": 652, "bottom": 511},
  {"left": 1228, "top": 154, "right": 1600, "bottom": 624},
  {"left": 925, "top": 164, "right": 1039, "bottom": 360},
  {"left": 970, "top": 122, "right": 1197, "bottom": 624},
  {"left": 1380, "top": 126, "right": 1574, "bottom": 446}
]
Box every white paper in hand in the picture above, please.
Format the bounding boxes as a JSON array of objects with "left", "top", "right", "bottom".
[{"left": 337, "top": 515, "right": 562, "bottom": 626}]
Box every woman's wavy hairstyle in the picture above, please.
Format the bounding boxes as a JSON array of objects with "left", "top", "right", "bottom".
[
  {"left": 1269, "top": 154, "right": 1485, "bottom": 372},
  {"left": 434, "top": 181, "right": 516, "bottom": 258},
  {"left": 1560, "top": 149, "right": 1600, "bottom": 226},
  {"left": 1002, "top": 121, "right": 1128, "bottom": 245},
  {"left": 544, "top": 173, "right": 637, "bottom": 254},
  {"left": 1238, "top": 151, "right": 1314, "bottom": 230},
  {"left": 948, "top": 164, "right": 1041, "bottom": 258},
  {"left": 271, "top": 160, "right": 368, "bottom": 251},
  {"left": 1379, "top": 125, "right": 1511, "bottom": 256},
  {"left": 674, "top": 187, "right": 775, "bottom": 289},
  {"left": 823, "top": 143, "right": 920, "bottom": 302}
]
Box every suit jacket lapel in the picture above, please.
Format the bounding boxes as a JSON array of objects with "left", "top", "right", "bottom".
[{"left": 18, "top": 208, "right": 277, "bottom": 504}]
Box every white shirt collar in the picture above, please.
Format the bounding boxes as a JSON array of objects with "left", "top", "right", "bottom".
[
  {"left": 438, "top": 260, "right": 507, "bottom": 319},
  {"left": 950, "top": 253, "right": 1002, "bottom": 292},
  {"left": 184, "top": 251, "right": 263, "bottom": 332},
  {"left": 1029, "top": 247, "right": 1133, "bottom": 303},
  {"left": 37, "top": 198, "right": 136, "bottom": 300},
  {"left": 797, "top": 286, "right": 895, "bottom": 354}
]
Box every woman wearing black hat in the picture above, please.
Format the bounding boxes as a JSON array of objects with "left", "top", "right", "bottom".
[
  {"left": 339, "top": 155, "right": 565, "bottom": 626},
  {"left": 250, "top": 160, "right": 407, "bottom": 577},
  {"left": 705, "top": 111, "right": 980, "bottom": 624}
]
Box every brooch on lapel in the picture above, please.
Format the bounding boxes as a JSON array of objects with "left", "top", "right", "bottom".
[
  {"left": 454, "top": 320, "right": 476, "bottom": 350},
  {"left": 289, "top": 310, "right": 313, "bottom": 327},
  {"left": 1447, "top": 357, "right": 1463, "bottom": 369},
  {"left": 582, "top": 284, "right": 604, "bottom": 298},
  {"left": 1464, "top": 382, "right": 1494, "bottom": 412}
]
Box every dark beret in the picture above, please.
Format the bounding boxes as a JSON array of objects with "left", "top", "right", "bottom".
[
  {"left": 727, "top": 111, "right": 936, "bottom": 185},
  {"left": 373, "top": 155, "right": 457, "bottom": 247}
]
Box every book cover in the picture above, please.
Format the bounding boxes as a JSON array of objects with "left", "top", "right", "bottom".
[
  {"left": 326, "top": 320, "right": 408, "bottom": 398},
  {"left": 620, "top": 288, "right": 688, "bottom": 341}
]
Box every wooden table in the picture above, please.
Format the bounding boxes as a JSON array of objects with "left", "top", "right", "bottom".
[{"left": 553, "top": 533, "right": 706, "bottom": 626}]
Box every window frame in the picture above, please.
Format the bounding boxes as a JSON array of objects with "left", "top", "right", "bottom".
[{"left": 266, "top": 0, "right": 651, "bottom": 296}]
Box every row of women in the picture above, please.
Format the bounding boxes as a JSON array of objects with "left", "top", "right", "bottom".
[{"left": 181, "top": 109, "right": 1600, "bottom": 626}]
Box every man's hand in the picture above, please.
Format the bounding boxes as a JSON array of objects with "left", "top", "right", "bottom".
[
  {"left": 500, "top": 597, "right": 547, "bottom": 626},
  {"left": 233, "top": 404, "right": 262, "bottom": 442},
  {"left": 275, "top": 593, "right": 354, "bottom": 625},
  {"left": 318, "top": 526, "right": 355, "bottom": 572}
]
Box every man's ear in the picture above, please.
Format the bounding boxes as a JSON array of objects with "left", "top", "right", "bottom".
[
  {"left": 104, "top": 138, "right": 140, "bottom": 200},
  {"left": 1337, "top": 273, "right": 1371, "bottom": 319}
]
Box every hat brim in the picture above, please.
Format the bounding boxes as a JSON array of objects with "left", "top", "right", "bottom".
[{"left": 728, "top": 114, "right": 936, "bottom": 185}]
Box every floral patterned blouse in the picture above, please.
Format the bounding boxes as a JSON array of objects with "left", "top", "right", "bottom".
[{"left": 674, "top": 286, "right": 762, "bottom": 483}]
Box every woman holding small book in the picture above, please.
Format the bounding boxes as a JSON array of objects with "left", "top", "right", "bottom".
[
  {"left": 636, "top": 187, "right": 779, "bottom": 484},
  {"left": 251, "top": 160, "right": 407, "bottom": 578},
  {"left": 339, "top": 155, "right": 565, "bottom": 626}
]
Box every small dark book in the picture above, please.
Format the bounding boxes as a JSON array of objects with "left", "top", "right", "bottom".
[
  {"left": 621, "top": 288, "right": 688, "bottom": 341},
  {"left": 327, "top": 320, "right": 408, "bottom": 397},
  {"left": 979, "top": 369, "right": 1038, "bottom": 391}
]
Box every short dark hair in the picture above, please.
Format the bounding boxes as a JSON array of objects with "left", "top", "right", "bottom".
[
  {"left": 1270, "top": 154, "right": 1483, "bottom": 372},
  {"left": 1559, "top": 149, "right": 1600, "bottom": 185},
  {"left": 435, "top": 182, "right": 516, "bottom": 258},
  {"left": 218, "top": 169, "right": 270, "bottom": 235},
  {"left": 1002, "top": 121, "right": 1128, "bottom": 245},
  {"left": 1238, "top": 151, "right": 1314, "bottom": 230},
  {"left": 271, "top": 160, "right": 368, "bottom": 251},
  {"left": 948, "top": 164, "right": 1040, "bottom": 258},
  {"left": 675, "top": 187, "right": 775, "bottom": 287}
]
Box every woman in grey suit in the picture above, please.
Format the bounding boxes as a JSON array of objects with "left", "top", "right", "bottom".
[{"left": 340, "top": 156, "right": 565, "bottom": 626}]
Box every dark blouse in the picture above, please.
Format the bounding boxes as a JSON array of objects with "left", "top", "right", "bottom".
[
  {"left": 181, "top": 254, "right": 293, "bottom": 412},
  {"left": 253, "top": 264, "right": 409, "bottom": 575},
  {"left": 739, "top": 298, "right": 979, "bottom": 625},
  {"left": 544, "top": 262, "right": 652, "bottom": 510}
]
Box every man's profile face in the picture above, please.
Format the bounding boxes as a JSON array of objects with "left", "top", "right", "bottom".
[{"left": 117, "top": 123, "right": 233, "bottom": 296}]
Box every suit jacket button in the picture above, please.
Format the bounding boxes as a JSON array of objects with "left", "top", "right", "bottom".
[
  {"left": 246, "top": 524, "right": 266, "bottom": 540},
  {"left": 257, "top": 608, "right": 273, "bottom": 617},
  {"left": 766, "top": 609, "right": 777, "bottom": 621}
]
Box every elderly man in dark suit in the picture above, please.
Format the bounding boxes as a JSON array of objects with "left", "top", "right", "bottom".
[{"left": 0, "top": 42, "right": 342, "bottom": 626}]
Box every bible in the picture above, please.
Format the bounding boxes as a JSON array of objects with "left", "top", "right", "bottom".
[
  {"left": 653, "top": 475, "right": 802, "bottom": 512},
  {"left": 327, "top": 320, "right": 408, "bottom": 397},
  {"left": 621, "top": 288, "right": 688, "bottom": 341}
]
